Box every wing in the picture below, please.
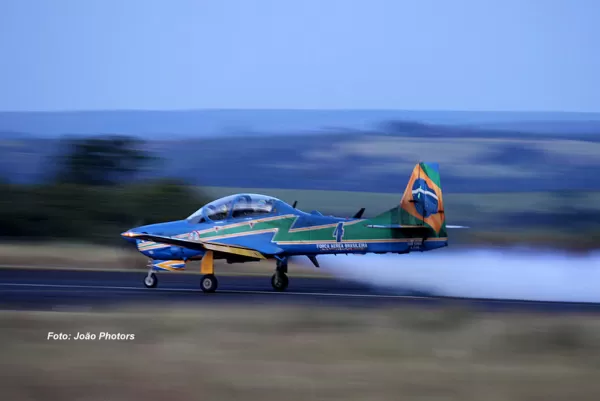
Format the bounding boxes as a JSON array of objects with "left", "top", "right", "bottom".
[{"left": 125, "top": 232, "right": 282, "bottom": 260}]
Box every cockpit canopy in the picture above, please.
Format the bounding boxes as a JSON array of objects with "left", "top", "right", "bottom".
[{"left": 186, "top": 193, "right": 279, "bottom": 224}]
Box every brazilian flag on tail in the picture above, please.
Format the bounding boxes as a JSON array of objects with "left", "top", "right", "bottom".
[{"left": 366, "top": 162, "right": 447, "bottom": 238}]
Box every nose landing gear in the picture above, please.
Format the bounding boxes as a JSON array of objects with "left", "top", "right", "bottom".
[
  {"left": 143, "top": 260, "right": 158, "bottom": 288},
  {"left": 144, "top": 272, "right": 158, "bottom": 288}
]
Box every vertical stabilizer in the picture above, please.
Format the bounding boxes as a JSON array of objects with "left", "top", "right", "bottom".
[
  {"left": 401, "top": 162, "right": 445, "bottom": 234},
  {"left": 369, "top": 162, "right": 447, "bottom": 237}
]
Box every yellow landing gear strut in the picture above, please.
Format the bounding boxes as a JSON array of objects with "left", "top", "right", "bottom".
[{"left": 200, "top": 251, "right": 218, "bottom": 293}]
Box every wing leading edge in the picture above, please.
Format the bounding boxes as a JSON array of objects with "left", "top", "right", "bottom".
[{"left": 125, "top": 232, "right": 283, "bottom": 260}]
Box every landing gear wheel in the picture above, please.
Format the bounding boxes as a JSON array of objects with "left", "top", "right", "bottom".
[
  {"left": 271, "top": 272, "right": 289, "bottom": 292},
  {"left": 201, "top": 274, "right": 218, "bottom": 293},
  {"left": 144, "top": 273, "right": 158, "bottom": 288}
]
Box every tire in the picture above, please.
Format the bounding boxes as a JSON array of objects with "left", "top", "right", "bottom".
[
  {"left": 201, "top": 274, "right": 218, "bottom": 293},
  {"left": 271, "top": 272, "right": 289, "bottom": 292},
  {"left": 144, "top": 273, "right": 158, "bottom": 288}
]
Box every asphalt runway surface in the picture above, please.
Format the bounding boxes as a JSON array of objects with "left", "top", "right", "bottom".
[{"left": 1, "top": 267, "right": 600, "bottom": 313}]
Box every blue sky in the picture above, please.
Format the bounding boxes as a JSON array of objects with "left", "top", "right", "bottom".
[{"left": 1, "top": 0, "right": 598, "bottom": 112}]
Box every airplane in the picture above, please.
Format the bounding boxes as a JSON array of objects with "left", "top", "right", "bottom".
[{"left": 121, "top": 162, "right": 466, "bottom": 293}]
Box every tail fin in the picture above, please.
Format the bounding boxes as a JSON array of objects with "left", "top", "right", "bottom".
[{"left": 368, "top": 162, "right": 447, "bottom": 237}]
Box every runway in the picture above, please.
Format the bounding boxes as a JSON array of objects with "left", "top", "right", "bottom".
[{"left": 1, "top": 267, "right": 600, "bottom": 312}]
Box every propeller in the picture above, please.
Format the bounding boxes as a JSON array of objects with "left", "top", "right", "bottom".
[{"left": 121, "top": 218, "right": 145, "bottom": 250}]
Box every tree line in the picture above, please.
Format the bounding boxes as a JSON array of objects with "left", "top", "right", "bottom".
[{"left": 0, "top": 135, "right": 210, "bottom": 244}]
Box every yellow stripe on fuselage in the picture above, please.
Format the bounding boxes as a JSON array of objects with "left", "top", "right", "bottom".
[{"left": 202, "top": 243, "right": 266, "bottom": 259}]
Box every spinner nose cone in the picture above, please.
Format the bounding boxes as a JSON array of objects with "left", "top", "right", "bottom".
[{"left": 121, "top": 229, "right": 138, "bottom": 244}]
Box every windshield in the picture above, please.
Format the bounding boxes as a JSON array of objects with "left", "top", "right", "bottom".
[{"left": 186, "top": 194, "right": 278, "bottom": 223}]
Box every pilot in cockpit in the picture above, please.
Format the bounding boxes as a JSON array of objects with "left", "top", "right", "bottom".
[
  {"left": 205, "top": 201, "right": 232, "bottom": 221},
  {"left": 231, "top": 196, "right": 274, "bottom": 218}
]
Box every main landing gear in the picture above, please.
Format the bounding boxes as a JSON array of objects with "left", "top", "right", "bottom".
[
  {"left": 199, "top": 250, "right": 218, "bottom": 293},
  {"left": 271, "top": 258, "right": 289, "bottom": 292},
  {"left": 200, "top": 274, "right": 218, "bottom": 293},
  {"left": 198, "top": 252, "right": 289, "bottom": 293},
  {"left": 200, "top": 253, "right": 289, "bottom": 293}
]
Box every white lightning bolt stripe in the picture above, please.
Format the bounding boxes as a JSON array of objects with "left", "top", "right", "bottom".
[
  {"left": 183, "top": 217, "right": 365, "bottom": 241},
  {"left": 197, "top": 228, "right": 279, "bottom": 241},
  {"left": 185, "top": 215, "right": 366, "bottom": 237},
  {"left": 289, "top": 218, "right": 364, "bottom": 232},
  {"left": 411, "top": 188, "right": 439, "bottom": 200}
]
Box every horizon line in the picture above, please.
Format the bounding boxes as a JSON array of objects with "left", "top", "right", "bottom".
[{"left": 1, "top": 108, "right": 600, "bottom": 115}]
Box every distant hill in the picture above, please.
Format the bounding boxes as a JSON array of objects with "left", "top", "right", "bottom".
[
  {"left": 2, "top": 109, "right": 600, "bottom": 138},
  {"left": 1, "top": 118, "right": 598, "bottom": 193},
  {"left": 465, "top": 120, "right": 600, "bottom": 134}
]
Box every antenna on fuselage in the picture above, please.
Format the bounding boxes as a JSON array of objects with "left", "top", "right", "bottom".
[
  {"left": 292, "top": 200, "right": 298, "bottom": 208},
  {"left": 353, "top": 208, "right": 365, "bottom": 219}
]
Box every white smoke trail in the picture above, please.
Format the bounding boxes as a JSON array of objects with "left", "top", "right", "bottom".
[{"left": 296, "top": 248, "right": 600, "bottom": 302}]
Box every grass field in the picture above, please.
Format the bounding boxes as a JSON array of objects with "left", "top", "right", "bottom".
[{"left": 2, "top": 304, "right": 600, "bottom": 400}]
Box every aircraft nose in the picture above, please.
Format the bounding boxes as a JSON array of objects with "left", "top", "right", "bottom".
[{"left": 121, "top": 229, "right": 138, "bottom": 244}]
